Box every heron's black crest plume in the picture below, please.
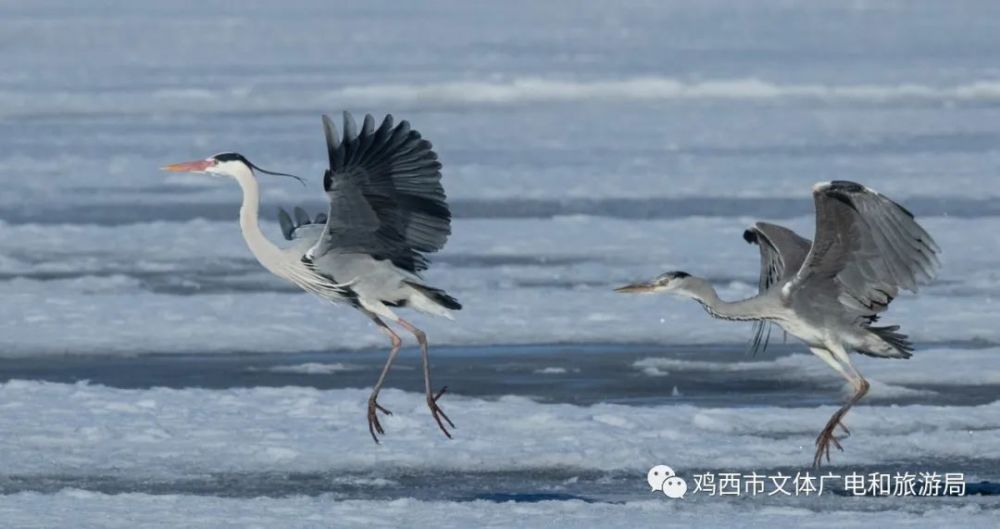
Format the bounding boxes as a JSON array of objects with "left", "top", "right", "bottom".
[{"left": 212, "top": 152, "right": 306, "bottom": 186}]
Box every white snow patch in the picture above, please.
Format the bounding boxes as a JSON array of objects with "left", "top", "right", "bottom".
[
  {"left": 252, "top": 363, "right": 362, "bottom": 375},
  {"left": 534, "top": 367, "right": 570, "bottom": 375},
  {"left": 0, "top": 216, "right": 997, "bottom": 357},
  {"left": 634, "top": 347, "right": 1000, "bottom": 388},
  {"left": 0, "top": 493, "right": 995, "bottom": 529},
  {"left": 331, "top": 77, "right": 1000, "bottom": 106},
  {"left": 0, "top": 382, "right": 996, "bottom": 477}
]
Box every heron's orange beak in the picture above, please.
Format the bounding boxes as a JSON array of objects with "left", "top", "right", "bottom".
[
  {"left": 615, "top": 281, "right": 656, "bottom": 294},
  {"left": 162, "top": 159, "right": 214, "bottom": 173}
]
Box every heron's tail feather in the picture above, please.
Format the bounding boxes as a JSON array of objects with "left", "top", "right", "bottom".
[
  {"left": 862, "top": 325, "right": 913, "bottom": 359},
  {"left": 403, "top": 280, "right": 462, "bottom": 313}
]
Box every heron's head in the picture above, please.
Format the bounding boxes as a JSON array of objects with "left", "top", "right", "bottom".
[
  {"left": 162, "top": 152, "right": 304, "bottom": 184},
  {"left": 615, "top": 271, "right": 693, "bottom": 295}
]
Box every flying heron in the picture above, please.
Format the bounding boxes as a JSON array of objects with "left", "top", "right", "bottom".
[
  {"left": 163, "top": 112, "right": 461, "bottom": 443},
  {"left": 616, "top": 181, "right": 939, "bottom": 466}
]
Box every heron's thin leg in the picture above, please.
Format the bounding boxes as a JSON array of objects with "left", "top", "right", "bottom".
[
  {"left": 809, "top": 347, "right": 854, "bottom": 435},
  {"left": 810, "top": 346, "right": 869, "bottom": 467},
  {"left": 366, "top": 313, "right": 402, "bottom": 444},
  {"left": 395, "top": 317, "right": 454, "bottom": 438}
]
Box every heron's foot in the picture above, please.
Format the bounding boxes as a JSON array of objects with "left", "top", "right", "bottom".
[
  {"left": 367, "top": 395, "right": 392, "bottom": 444},
  {"left": 837, "top": 421, "right": 851, "bottom": 437},
  {"left": 812, "top": 414, "right": 850, "bottom": 467},
  {"left": 426, "top": 386, "right": 455, "bottom": 439}
]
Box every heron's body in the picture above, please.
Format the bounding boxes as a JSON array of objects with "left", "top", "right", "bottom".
[
  {"left": 618, "top": 180, "right": 939, "bottom": 466},
  {"left": 713, "top": 281, "right": 904, "bottom": 357},
  {"left": 165, "top": 112, "right": 461, "bottom": 442}
]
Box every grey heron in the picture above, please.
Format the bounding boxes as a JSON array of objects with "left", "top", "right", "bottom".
[
  {"left": 616, "top": 181, "right": 939, "bottom": 466},
  {"left": 163, "top": 112, "right": 461, "bottom": 443}
]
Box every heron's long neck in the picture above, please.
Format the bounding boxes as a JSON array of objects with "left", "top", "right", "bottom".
[
  {"left": 684, "top": 277, "right": 769, "bottom": 322},
  {"left": 233, "top": 167, "right": 285, "bottom": 275}
]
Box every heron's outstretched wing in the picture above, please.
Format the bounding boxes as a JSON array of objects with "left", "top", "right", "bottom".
[
  {"left": 309, "top": 112, "right": 450, "bottom": 273},
  {"left": 742, "top": 222, "right": 812, "bottom": 354},
  {"left": 790, "top": 181, "right": 940, "bottom": 322}
]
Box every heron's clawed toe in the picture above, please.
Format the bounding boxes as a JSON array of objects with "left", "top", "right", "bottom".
[
  {"left": 812, "top": 416, "right": 849, "bottom": 467},
  {"left": 837, "top": 422, "right": 851, "bottom": 437},
  {"left": 427, "top": 386, "right": 455, "bottom": 438},
  {"left": 367, "top": 415, "right": 383, "bottom": 444},
  {"left": 367, "top": 396, "right": 391, "bottom": 443}
]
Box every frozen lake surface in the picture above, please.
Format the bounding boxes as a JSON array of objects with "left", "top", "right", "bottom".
[{"left": 1, "top": 0, "right": 999, "bottom": 526}]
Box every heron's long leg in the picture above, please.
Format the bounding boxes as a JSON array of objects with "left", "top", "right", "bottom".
[
  {"left": 809, "top": 347, "right": 853, "bottom": 435},
  {"left": 366, "top": 313, "right": 402, "bottom": 444},
  {"left": 395, "top": 317, "right": 454, "bottom": 438},
  {"left": 809, "top": 346, "right": 870, "bottom": 467}
]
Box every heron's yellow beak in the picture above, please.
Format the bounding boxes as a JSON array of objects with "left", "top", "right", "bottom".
[
  {"left": 615, "top": 281, "right": 656, "bottom": 294},
  {"left": 162, "top": 159, "right": 214, "bottom": 173}
]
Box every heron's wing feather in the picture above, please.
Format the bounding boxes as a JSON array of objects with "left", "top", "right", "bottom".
[
  {"left": 277, "top": 207, "right": 326, "bottom": 241},
  {"left": 310, "top": 112, "right": 450, "bottom": 273},
  {"left": 277, "top": 208, "right": 295, "bottom": 240},
  {"left": 743, "top": 222, "right": 812, "bottom": 355},
  {"left": 790, "top": 181, "right": 940, "bottom": 321},
  {"left": 744, "top": 222, "right": 812, "bottom": 291},
  {"left": 276, "top": 207, "right": 329, "bottom": 258}
]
